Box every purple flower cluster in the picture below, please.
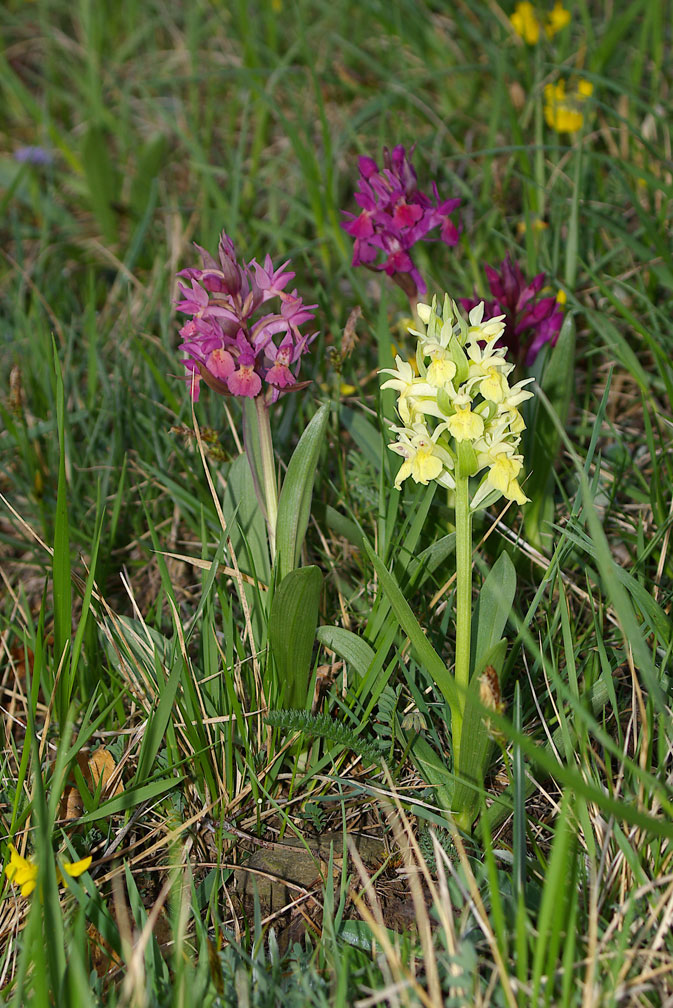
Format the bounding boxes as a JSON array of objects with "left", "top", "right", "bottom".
[
  {"left": 177, "top": 232, "right": 317, "bottom": 402},
  {"left": 460, "top": 254, "right": 564, "bottom": 366},
  {"left": 341, "top": 145, "right": 461, "bottom": 298}
]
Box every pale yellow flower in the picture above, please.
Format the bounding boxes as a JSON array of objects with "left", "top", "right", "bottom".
[
  {"left": 426, "top": 351, "right": 457, "bottom": 387},
  {"left": 5, "top": 843, "right": 92, "bottom": 899},
  {"left": 447, "top": 406, "right": 485, "bottom": 442},
  {"left": 389, "top": 425, "right": 454, "bottom": 490},
  {"left": 479, "top": 367, "right": 510, "bottom": 404},
  {"left": 466, "top": 303, "right": 507, "bottom": 344},
  {"left": 510, "top": 1, "right": 540, "bottom": 44}
]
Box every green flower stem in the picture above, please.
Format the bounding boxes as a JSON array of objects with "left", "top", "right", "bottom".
[
  {"left": 255, "top": 396, "right": 278, "bottom": 559},
  {"left": 453, "top": 471, "right": 472, "bottom": 775}
]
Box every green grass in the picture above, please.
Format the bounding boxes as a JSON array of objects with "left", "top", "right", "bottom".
[{"left": 1, "top": 0, "right": 673, "bottom": 1003}]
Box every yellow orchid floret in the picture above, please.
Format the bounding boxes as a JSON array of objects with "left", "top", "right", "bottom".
[
  {"left": 466, "top": 303, "right": 507, "bottom": 344},
  {"left": 5, "top": 843, "right": 92, "bottom": 899},
  {"left": 425, "top": 349, "right": 457, "bottom": 387},
  {"left": 389, "top": 424, "right": 455, "bottom": 490},
  {"left": 447, "top": 405, "right": 485, "bottom": 442},
  {"left": 380, "top": 356, "right": 441, "bottom": 425},
  {"left": 499, "top": 376, "right": 535, "bottom": 410},
  {"left": 479, "top": 367, "right": 510, "bottom": 404},
  {"left": 472, "top": 450, "right": 529, "bottom": 509}
]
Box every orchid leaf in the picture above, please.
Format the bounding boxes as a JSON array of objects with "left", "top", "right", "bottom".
[
  {"left": 269, "top": 565, "right": 323, "bottom": 709},
  {"left": 276, "top": 403, "right": 329, "bottom": 580},
  {"left": 316, "top": 625, "right": 375, "bottom": 680},
  {"left": 471, "top": 551, "right": 516, "bottom": 678}
]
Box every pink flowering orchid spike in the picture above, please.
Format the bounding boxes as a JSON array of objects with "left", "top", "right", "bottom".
[
  {"left": 460, "top": 253, "right": 563, "bottom": 367},
  {"left": 176, "top": 231, "right": 317, "bottom": 404},
  {"left": 176, "top": 231, "right": 318, "bottom": 556},
  {"left": 341, "top": 144, "right": 460, "bottom": 304}
]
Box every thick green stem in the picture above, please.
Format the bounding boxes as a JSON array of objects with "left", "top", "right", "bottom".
[
  {"left": 255, "top": 397, "right": 278, "bottom": 558},
  {"left": 453, "top": 472, "right": 472, "bottom": 774}
]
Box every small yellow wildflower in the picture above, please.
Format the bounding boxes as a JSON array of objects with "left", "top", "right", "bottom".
[
  {"left": 556, "top": 289, "right": 567, "bottom": 305},
  {"left": 5, "top": 845, "right": 38, "bottom": 897},
  {"left": 544, "top": 79, "right": 593, "bottom": 134},
  {"left": 545, "top": 1, "right": 571, "bottom": 37},
  {"left": 510, "top": 1, "right": 540, "bottom": 44},
  {"left": 516, "top": 217, "right": 548, "bottom": 236},
  {"left": 5, "top": 843, "right": 92, "bottom": 899}
]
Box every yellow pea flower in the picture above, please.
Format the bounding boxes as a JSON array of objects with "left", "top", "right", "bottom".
[
  {"left": 5, "top": 843, "right": 92, "bottom": 899},
  {"left": 544, "top": 79, "right": 593, "bottom": 134},
  {"left": 5, "top": 845, "right": 38, "bottom": 897},
  {"left": 545, "top": 1, "right": 571, "bottom": 37},
  {"left": 510, "top": 1, "right": 540, "bottom": 44}
]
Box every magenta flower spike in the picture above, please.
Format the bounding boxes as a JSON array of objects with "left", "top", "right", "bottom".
[
  {"left": 460, "top": 254, "right": 564, "bottom": 366},
  {"left": 341, "top": 145, "right": 461, "bottom": 299},
  {"left": 176, "top": 231, "right": 317, "bottom": 403}
]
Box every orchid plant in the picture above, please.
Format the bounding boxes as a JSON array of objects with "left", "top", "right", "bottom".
[
  {"left": 341, "top": 145, "right": 460, "bottom": 308},
  {"left": 379, "top": 293, "right": 534, "bottom": 830},
  {"left": 177, "top": 231, "right": 329, "bottom": 710}
]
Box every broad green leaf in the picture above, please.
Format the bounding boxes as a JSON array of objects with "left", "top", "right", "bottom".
[
  {"left": 471, "top": 552, "right": 516, "bottom": 678},
  {"left": 269, "top": 565, "right": 323, "bottom": 708},
  {"left": 222, "top": 453, "right": 270, "bottom": 583},
  {"left": 316, "top": 625, "right": 375, "bottom": 680},
  {"left": 275, "top": 403, "right": 329, "bottom": 580}
]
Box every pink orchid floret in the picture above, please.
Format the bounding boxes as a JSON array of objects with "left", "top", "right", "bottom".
[
  {"left": 341, "top": 145, "right": 461, "bottom": 297},
  {"left": 460, "top": 254, "right": 564, "bottom": 366},
  {"left": 176, "top": 231, "right": 317, "bottom": 402}
]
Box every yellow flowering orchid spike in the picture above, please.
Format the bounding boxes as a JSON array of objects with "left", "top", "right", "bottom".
[
  {"left": 510, "top": 1, "right": 540, "bottom": 44},
  {"left": 5, "top": 844, "right": 38, "bottom": 898}
]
